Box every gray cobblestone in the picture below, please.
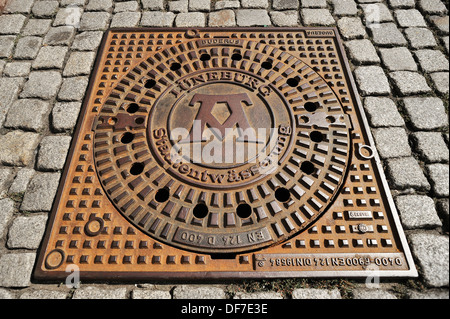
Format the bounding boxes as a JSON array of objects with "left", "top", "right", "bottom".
[
  {"left": 302, "top": 0, "right": 327, "bottom": 8},
  {"left": 20, "top": 71, "right": 62, "bottom": 100},
  {"left": 43, "top": 26, "right": 76, "bottom": 45},
  {"left": 7, "top": 214, "right": 48, "bottom": 249},
  {"left": 189, "top": 0, "right": 211, "bottom": 11},
  {"left": 234, "top": 291, "right": 283, "bottom": 299},
  {"left": 215, "top": 1, "right": 240, "bottom": 10},
  {"left": 173, "top": 285, "right": 226, "bottom": 299},
  {"left": 362, "top": 3, "right": 394, "bottom": 24},
  {"left": 0, "top": 36, "right": 15, "bottom": 58},
  {"left": 272, "top": 0, "right": 299, "bottom": 10},
  {"left": 4, "top": 99, "right": 51, "bottom": 132},
  {"left": 53, "top": 6, "right": 84, "bottom": 27},
  {"left": 345, "top": 39, "right": 380, "bottom": 64},
  {"left": 79, "top": 12, "right": 111, "bottom": 31},
  {"left": 141, "top": 11, "right": 176, "bottom": 27},
  {"left": 33, "top": 46, "right": 69, "bottom": 70},
  {"left": 169, "top": 0, "right": 188, "bottom": 13},
  {"left": 175, "top": 12, "right": 206, "bottom": 27},
  {"left": 302, "top": 9, "right": 335, "bottom": 26},
  {"left": 403, "top": 97, "right": 448, "bottom": 130},
  {"left": 14, "top": 36, "right": 43, "bottom": 60},
  {"left": 0, "top": 77, "right": 24, "bottom": 126},
  {"left": 388, "top": 0, "right": 415, "bottom": 8},
  {"left": 19, "top": 290, "right": 69, "bottom": 299},
  {"left": 71, "top": 31, "right": 103, "bottom": 51},
  {"left": 241, "top": 0, "right": 268, "bottom": 9},
  {"left": 110, "top": 12, "right": 141, "bottom": 27},
  {"left": 372, "top": 127, "right": 411, "bottom": 159},
  {"left": 0, "top": 288, "right": 15, "bottom": 299},
  {"left": 8, "top": 168, "right": 35, "bottom": 194},
  {"left": 430, "top": 72, "right": 449, "bottom": 95},
  {"left": 63, "top": 51, "right": 96, "bottom": 76},
  {"left": 337, "top": 17, "right": 366, "bottom": 39},
  {"left": 236, "top": 9, "right": 271, "bottom": 26},
  {"left": 57, "top": 77, "right": 89, "bottom": 101},
  {"left": 3, "top": 62, "right": 31, "bottom": 77},
  {"left": 404, "top": 28, "right": 438, "bottom": 49},
  {"left": 37, "top": 135, "right": 72, "bottom": 171},
  {"left": 395, "top": 9, "right": 428, "bottom": 27},
  {"left": 437, "top": 199, "right": 449, "bottom": 228},
  {"left": 292, "top": 288, "right": 341, "bottom": 299},
  {"left": 21, "top": 172, "right": 61, "bottom": 212},
  {"left": 386, "top": 157, "right": 431, "bottom": 191},
  {"left": 0, "top": 14, "right": 27, "bottom": 35},
  {"left": 31, "top": 1, "right": 59, "bottom": 17},
  {"left": 408, "top": 232, "right": 449, "bottom": 287},
  {"left": 132, "top": 289, "right": 171, "bottom": 299},
  {"left": 415, "top": 50, "right": 449, "bottom": 73},
  {"left": 142, "top": 0, "right": 164, "bottom": 10},
  {"left": 61, "top": 0, "right": 87, "bottom": 6},
  {"left": 412, "top": 132, "right": 449, "bottom": 163},
  {"left": 395, "top": 195, "right": 442, "bottom": 229},
  {"left": 72, "top": 286, "right": 128, "bottom": 299},
  {"left": 363, "top": 97, "right": 404, "bottom": 127},
  {"left": 380, "top": 47, "right": 417, "bottom": 71},
  {"left": 369, "top": 23, "right": 407, "bottom": 46},
  {"left": 390, "top": 71, "right": 431, "bottom": 96},
  {"left": 270, "top": 11, "right": 299, "bottom": 27},
  {"left": 86, "top": 0, "right": 114, "bottom": 11},
  {"left": 331, "top": 0, "right": 358, "bottom": 16},
  {"left": 352, "top": 289, "right": 397, "bottom": 299},
  {"left": 408, "top": 289, "right": 449, "bottom": 299},
  {"left": 114, "top": 1, "right": 139, "bottom": 12},
  {"left": 0, "top": 253, "right": 36, "bottom": 288},
  {"left": 0, "top": 131, "right": 41, "bottom": 167},
  {"left": 418, "top": 0, "right": 448, "bottom": 15},
  {"left": 0, "top": 168, "right": 14, "bottom": 198},
  {"left": 209, "top": 10, "right": 236, "bottom": 27},
  {"left": 430, "top": 16, "right": 449, "bottom": 34},
  {"left": 22, "top": 19, "right": 52, "bottom": 37},
  {"left": 0, "top": 198, "right": 15, "bottom": 238},
  {"left": 354, "top": 66, "right": 391, "bottom": 95},
  {"left": 427, "top": 164, "right": 449, "bottom": 197}
]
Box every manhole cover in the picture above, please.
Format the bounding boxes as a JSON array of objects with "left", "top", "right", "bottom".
[{"left": 35, "top": 28, "right": 417, "bottom": 281}]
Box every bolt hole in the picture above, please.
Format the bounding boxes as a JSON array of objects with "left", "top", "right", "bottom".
[
  {"left": 170, "top": 62, "right": 181, "bottom": 71},
  {"left": 193, "top": 203, "right": 209, "bottom": 218},
  {"left": 130, "top": 162, "right": 144, "bottom": 175},
  {"left": 155, "top": 188, "right": 170, "bottom": 203},
  {"left": 326, "top": 116, "right": 336, "bottom": 123},
  {"left": 310, "top": 131, "right": 324, "bottom": 143},
  {"left": 261, "top": 61, "right": 273, "bottom": 69},
  {"left": 200, "top": 53, "right": 211, "bottom": 61},
  {"left": 275, "top": 187, "right": 291, "bottom": 202},
  {"left": 127, "top": 103, "right": 139, "bottom": 114},
  {"left": 300, "top": 161, "right": 315, "bottom": 175},
  {"left": 135, "top": 117, "right": 145, "bottom": 125},
  {"left": 304, "top": 102, "right": 318, "bottom": 112},
  {"left": 300, "top": 116, "right": 309, "bottom": 123},
  {"left": 236, "top": 203, "right": 252, "bottom": 219},
  {"left": 144, "top": 79, "right": 156, "bottom": 89},
  {"left": 231, "top": 53, "right": 243, "bottom": 61},
  {"left": 121, "top": 132, "right": 135, "bottom": 144},
  {"left": 287, "top": 77, "right": 300, "bottom": 87},
  {"left": 107, "top": 117, "right": 117, "bottom": 125}
]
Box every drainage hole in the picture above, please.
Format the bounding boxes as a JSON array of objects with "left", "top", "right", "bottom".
[
  {"left": 127, "top": 103, "right": 139, "bottom": 114},
  {"left": 155, "top": 188, "right": 170, "bottom": 203},
  {"left": 231, "top": 53, "right": 243, "bottom": 61},
  {"left": 304, "top": 102, "right": 318, "bottom": 112},
  {"left": 275, "top": 187, "right": 291, "bottom": 202},
  {"left": 261, "top": 60, "right": 273, "bottom": 69},
  {"left": 236, "top": 203, "right": 252, "bottom": 219},
  {"left": 310, "top": 131, "right": 324, "bottom": 143},
  {"left": 170, "top": 62, "right": 181, "bottom": 71},
  {"left": 300, "top": 161, "right": 316, "bottom": 175},
  {"left": 287, "top": 77, "right": 300, "bottom": 87},
  {"left": 121, "top": 132, "right": 135, "bottom": 144},
  {"left": 193, "top": 203, "right": 209, "bottom": 218},
  {"left": 200, "top": 53, "right": 211, "bottom": 61},
  {"left": 144, "top": 79, "right": 156, "bottom": 89},
  {"left": 130, "top": 162, "right": 144, "bottom": 175}
]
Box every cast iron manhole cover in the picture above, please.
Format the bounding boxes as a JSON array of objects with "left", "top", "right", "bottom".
[{"left": 35, "top": 28, "right": 417, "bottom": 280}]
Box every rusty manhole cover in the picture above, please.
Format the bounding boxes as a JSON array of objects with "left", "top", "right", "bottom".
[{"left": 35, "top": 28, "right": 417, "bottom": 281}]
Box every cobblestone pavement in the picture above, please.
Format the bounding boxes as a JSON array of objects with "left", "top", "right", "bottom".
[{"left": 0, "top": 0, "right": 448, "bottom": 300}]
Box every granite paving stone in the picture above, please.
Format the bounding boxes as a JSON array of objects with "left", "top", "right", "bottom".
[
  {"left": 141, "top": 0, "right": 165, "bottom": 10},
  {"left": 388, "top": 0, "right": 415, "bottom": 8},
  {"left": 20, "top": 172, "right": 61, "bottom": 212},
  {"left": 43, "top": 26, "right": 76, "bottom": 45},
  {"left": 14, "top": 36, "right": 43, "bottom": 60},
  {"left": 0, "top": 36, "right": 15, "bottom": 58},
  {"left": 369, "top": 23, "right": 407, "bottom": 46},
  {"left": 3, "top": 62, "right": 31, "bottom": 77},
  {"left": 85, "top": 0, "right": 114, "bottom": 11},
  {"left": 0, "top": 77, "right": 24, "bottom": 126},
  {"left": 302, "top": 9, "right": 335, "bottom": 26},
  {"left": 0, "top": 253, "right": 36, "bottom": 288},
  {"left": 415, "top": 50, "right": 449, "bottom": 73},
  {"left": 372, "top": 127, "right": 412, "bottom": 159},
  {"left": 241, "top": 0, "right": 269, "bottom": 9},
  {"left": 236, "top": 9, "right": 271, "bottom": 26},
  {"left": 71, "top": 31, "right": 104, "bottom": 51},
  {"left": 20, "top": 71, "right": 63, "bottom": 100},
  {"left": 395, "top": 9, "right": 428, "bottom": 27},
  {"left": 0, "top": 289, "right": 15, "bottom": 299},
  {"left": 32, "top": 46, "right": 69, "bottom": 70},
  {"left": 63, "top": 51, "right": 96, "bottom": 76},
  {"left": 352, "top": 289, "right": 397, "bottom": 299},
  {"left": 408, "top": 232, "right": 449, "bottom": 287},
  {"left": 53, "top": 6, "right": 84, "bottom": 27},
  {"left": 72, "top": 287, "right": 128, "bottom": 299},
  {"left": 403, "top": 97, "right": 448, "bottom": 130},
  {"left": 169, "top": 0, "right": 189, "bottom": 13},
  {"left": 395, "top": 195, "right": 443, "bottom": 229},
  {"left": 173, "top": 285, "right": 226, "bottom": 299},
  {"left": 441, "top": 36, "right": 448, "bottom": 53},
  {"left": 362, "top": 3, "right": 394, "bottom": 24},
  {"left": 3, "top": 0, "right": 35, "bottom": 14},
  {"left": 31, "top": 1, "right": 59, "bottom": 17},
  {"left": 0, "top": 198, "right": 15, "bottom": 238},
  {"left": 79, "top": 12, "right": 111, "bottom": 31},
  {"left": 331, "top": 0, "right": 358, "bottom": 16},
  {"left": 408, "top": 290, "right": 449, "bottom": 299},
  {"left": 0, "top": 60, "right": 5, "bottom": 74},
  {"left": 430, "top": 72, "right": 449, "bottom": 95},
  {"left": 37, "top": 135, "right": 72, "bottom": 171},
  {"left": 7, "top": 214, "right": 48, "bottom": 249},
  {"left": 379, "top": 47, "right": 417, "bottom": 71},
  {"left": 209, "top": 10, "right": 236, "bottom": 27},
  {"left": 418, "top": 0, "right": 448, "bottom": 15},
  {"left": 131, "top": 289, "right": 171, "bottom": 299},
  {"left": 234, "top": 292, "right": 283, "bottom": 299},
  {"left": 189, "top": 0, "right": 211, "bottom": 11},
  {"left": 0, "top": 14, "right": 27, "bottom": 35},
  {"left": 0, "top": 131, "right": 41, "bottom": 167},
  {"left": 114, "top": 1, "right": 140, "bottom": 12},
  {"left": 386, "top": 157, "right": 431, "bottom": 190},
  {"left": 363, "top": 97, "right": 405, "bottom": 127},
  {"left": 0, "top": 168, "right": 14, "bottom": 198},
  {"left": 8, "top": 168, "right": 35, "bottom": 194},
  {"left": 174, "top": 12, "right": 206, "bottom": 27},
  {"left": 272, "top": 0, "right": 299, "bottom": 10},
  {"left": 412, "top": 132, "right": 449, "bottom": 163},
  {"left": 354, "top": 66, "right": 391, "bottom": 95},
  {"left": 345, "top": 39, "right": 381, "bottom": 64},
  {"left": 19, "top": 290, "right": 69, "bottom": 299},
  {"left": 22, "top": 19, "right": 52, "bottom": 37},
  {"left": 292, "top": 288, "right": 341, "bottom": 299},
  {"left": 429, "top": 16, "right": 449, "bottom": 34},
  {"left": 140, "top": 11, "right": 176, "bottom": 27},
  {"left": 61, "top": 0, "right": 87, "bottom": 6},
  {"left": 389, "top": 71, "right": 431, "bottom": 96},
  {"left": 437, "top": 199, "right": 449, "bottom": 228},
  {"left": 301, "top": 0, "right": 327, "bottom": 8},
  {"left": 404, "top": 28, "right": 438, "bottom": 48},
  {"left": 337, "top": 17, "right": 366, "bottom": 39},
  {"left": 427, "top": 164, "right": 449, "bottom": 197},
  {"left": 270, "top": 11, "right": 299, "bottom": 27},
  {"left": 110, "top": 12, "right": 141, "bottom": 27},
  {"left": 4, "top": 99, "right": 51, "bottom": 132},
  {"left": 215, "top": 1, "right": 241, "bottom": 10}
]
